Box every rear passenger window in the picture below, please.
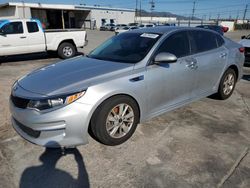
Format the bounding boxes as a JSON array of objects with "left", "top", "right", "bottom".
[
  {"left": 216, "top": 34, "right": 224, "bottom": 47},
  {"left": 191, "top": 31, "right": 218, "bottom": 53},
  {"left": 26, "top": 22, "right": 39, "bottom": 33},
  {"left": 157, "top": 31, "right": 190, "bottom": 58}
]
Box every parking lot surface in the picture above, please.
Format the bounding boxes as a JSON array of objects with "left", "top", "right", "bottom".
[{"left": 0, "top": 30, "right": 250, "bottom": 188}]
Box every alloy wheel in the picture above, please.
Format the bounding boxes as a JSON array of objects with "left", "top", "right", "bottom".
[
  {"left": 106, "top": 103, "right": 134, "bottom": 139},
  {"left": 223, "top": 73, "right": 235, "bottom": 95}
]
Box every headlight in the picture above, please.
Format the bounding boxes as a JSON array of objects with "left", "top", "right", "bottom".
[{"left": 27, "top": 91, "right": 85, "bottom": 111}]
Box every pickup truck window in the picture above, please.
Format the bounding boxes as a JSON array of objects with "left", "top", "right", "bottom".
[
  {"left": 2, "top": 22, "right": 23, "bottom": 34},
  {"left": 26, "top": 22, "right": 39, "bottom": 33}
]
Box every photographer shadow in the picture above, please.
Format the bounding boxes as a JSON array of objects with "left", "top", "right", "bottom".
[{"left": 19, "top": 147, "right": 89, "bottom": 188}]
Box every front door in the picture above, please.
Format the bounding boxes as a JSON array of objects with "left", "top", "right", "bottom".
[
  {"left": 0, "top": 21, "right": 29, "bottom": 56},
  {"left": 145, "top": 31, "right": 196, "bottom": 116}
]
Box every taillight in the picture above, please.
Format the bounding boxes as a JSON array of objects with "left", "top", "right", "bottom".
[{"left": 239, "top": 47, "right": 245, "bottom": 53}]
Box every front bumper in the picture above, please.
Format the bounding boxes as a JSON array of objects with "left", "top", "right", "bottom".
[{"left": 10, "top": 100, "right": 93, "bottom": 147}]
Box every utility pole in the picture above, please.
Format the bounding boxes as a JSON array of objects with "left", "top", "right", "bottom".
[
  {"left": 139, "top": 0, "right": 142, "bottom": 24},
  {"left": 217, "top": 13, "right": 220, "bottom": 25},
  {"left": 135, "top": 0, "right": 138, "bottom": 23},
  {"left": 203, "top": 14, "right": 206, "bottom": 21},
  {"left": 243, "top": 4, "right": 248, "bottom": 21},
  {"left": 191, "top": 0, "right": 196, "bottom": 20},
  {"left": 236, "top": 10, "right": 239, "bottom": 20},
  {"left": 22, "top": 1, "right": 25, "bottom": 18},
  {"left": 149, "top": 0, "right": 155, "bottom": 22}
]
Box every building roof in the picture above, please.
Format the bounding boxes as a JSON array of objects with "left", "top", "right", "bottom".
[{"left": 0, "top": 2, "right": 135, "bottom": 12}]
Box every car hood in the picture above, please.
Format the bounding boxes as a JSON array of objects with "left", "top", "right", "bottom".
[
  {"left": 17, "top": 56, "right": 134, "bottom": 97},
  {"left": 239, "top": 39, "right": 250, "bottom": 47}
]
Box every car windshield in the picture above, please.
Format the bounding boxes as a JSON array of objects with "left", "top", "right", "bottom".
[
  {"left": 0, "top": 20, "right": 6, "bottom": 26},
  {"left": 88, "top": 32, "right": 161, "bottom": 63}
]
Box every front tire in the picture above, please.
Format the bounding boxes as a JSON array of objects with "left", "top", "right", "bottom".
[
  {"left": 58, "top": 42, "right": 76, "bottom": 59},
  {"left": 90, "top": 95, "right": 140, "bottom": 146},
  {"left": 216, "top": 68, "right": 236, "bottom": 100}
]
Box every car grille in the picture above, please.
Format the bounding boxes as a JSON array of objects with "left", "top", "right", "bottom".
[
  {"left": 11, "top": 95, "right": 30, "bottom": 109},
  {"left": 14, "top": 118, "right": 41, "bottom": 138}
]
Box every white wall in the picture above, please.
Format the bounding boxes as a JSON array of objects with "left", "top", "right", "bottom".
[
  {"left": 219, "top": 21, "right": 235, "bottom": 31},
  {"left": 90, "top": 9, "right": 135, "bottom": 28},
  {"left": 0, "top": 6, "right": 18, "bottom": 19},
  {"left": 137, "top": 16, "right": 177, "bottom": 24},
  {"left": 17, "top": 7, "right": 31, "bottom": 19}
]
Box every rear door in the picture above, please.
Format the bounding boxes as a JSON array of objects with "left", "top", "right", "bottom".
[
  {"left": 26, "top": 21, "right": 46, "bottom": 53},
  {"left": 188, "top": 30, "right": 227, "bottom": 97},
  {"left": 0, "top": 21, "right": 29, "bottom": 56}
]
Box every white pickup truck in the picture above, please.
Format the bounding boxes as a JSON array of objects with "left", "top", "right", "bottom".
[{"left": 0, "top": 19, "right": 87, "bottom": 59}]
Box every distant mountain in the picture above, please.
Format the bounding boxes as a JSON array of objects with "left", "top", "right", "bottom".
[{"left": 136, "top": 10, "right": 200, "bottom": 20}]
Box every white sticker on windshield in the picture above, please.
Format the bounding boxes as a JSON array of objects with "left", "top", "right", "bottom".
[{"left": 140, "top": 33, "right": 159, "bottom": 39}]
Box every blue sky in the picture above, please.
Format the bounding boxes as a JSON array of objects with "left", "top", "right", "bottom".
[{"left": 0, "top": 0, "right": 250, "bottom": 19}]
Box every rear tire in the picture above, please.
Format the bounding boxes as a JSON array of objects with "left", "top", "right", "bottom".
[
  {"left": 90, "top": 95, "right": 140, "bottom": 146},
  {"left": 216, "top": 68, "right": 236, "bottom": 100},
  {"left": 58, "top": 42, "right": 76, "bottom": 59}
]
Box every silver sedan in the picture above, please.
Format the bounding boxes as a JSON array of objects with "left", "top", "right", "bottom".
[{"left": 10, "top": 27, "right": 245, "bottom": 147}]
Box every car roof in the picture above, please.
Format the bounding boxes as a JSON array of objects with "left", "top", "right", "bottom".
[{"left": 128, "top": 26, "right": 221, "bottom": 35}]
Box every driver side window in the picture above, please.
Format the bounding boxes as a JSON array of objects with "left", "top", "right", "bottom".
[
  {"left": 156, "top": 31, "right": 190, "bottom": 58},
  {"left": 2, "top": 22, "right": 23, "bottom": 34}
]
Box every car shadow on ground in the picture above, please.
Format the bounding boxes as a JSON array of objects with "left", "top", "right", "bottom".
[
  {"left": 242, "top": 74, "right": 250, "bottom": 81},
  {"left": 19, "top": 147, "right": 89, "bottom": 188},
  {"left": 0, "top": 52, "right": 84, "bottom": 64}
]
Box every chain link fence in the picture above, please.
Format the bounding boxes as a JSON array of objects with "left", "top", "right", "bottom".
[{"left": 235, "top": 23, "right": 250, "bottom": 30}]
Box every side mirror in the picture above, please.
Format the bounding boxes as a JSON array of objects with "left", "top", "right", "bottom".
[
  {"left": 241, "top": 36, "right": 246, "bottom": 39},
  {"left": 154, "top": 52, "right": 177, "bottom": 64},
  {"left": 0, "top": 29, "right": 4, "bottom": 35}
]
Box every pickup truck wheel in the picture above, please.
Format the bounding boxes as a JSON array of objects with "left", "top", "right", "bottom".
[
  {"left": 58, "top": 42, "right": 76, "bottom": 59},
  {"left": 90, "top": 95, "right": 140, "bottom": 146}
]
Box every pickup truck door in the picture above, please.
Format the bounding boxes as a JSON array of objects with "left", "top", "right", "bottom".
[
  {"left": 0, "top": 21, "right": 29, "bottom": 56},
  {"left": 25, "top": 21, "right": 46, "bottom": 53}
]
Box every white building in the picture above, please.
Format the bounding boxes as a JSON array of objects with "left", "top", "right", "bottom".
[
  {"left": 0, "top": 2, "right": 135, "bottom": 29},
  {"left": 136, "top": 16, "right": 177, "bottom": 24}
]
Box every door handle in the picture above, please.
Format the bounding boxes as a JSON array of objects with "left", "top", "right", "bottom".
[
  {"left": 186, "top": 62, "right": 198, "bottom": 69},
  {"left": 185, "top": 58, "right": 198, "bottom": 70},
  {"left": 20, "top": 36, "right": 27, "bottom": 39},
  {"left": 129, "top": 75, "right": 144, "bottom": 82},
  {"left": 220, "top": 52, "right": 227, "bottom": 58}
]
